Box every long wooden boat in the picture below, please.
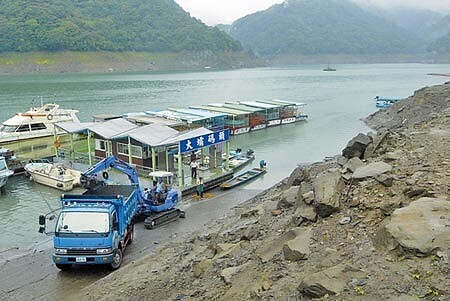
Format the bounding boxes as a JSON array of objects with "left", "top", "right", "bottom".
[{"left": 220, "top": 167, "right": 266, "bottom": 189}]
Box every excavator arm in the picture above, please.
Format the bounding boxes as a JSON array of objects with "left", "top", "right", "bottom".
[{"left": 80, "top": 156, "right": 141, "bottom": 201}]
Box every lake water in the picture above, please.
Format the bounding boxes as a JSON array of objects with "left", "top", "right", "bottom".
[{"left": 0, "top": 64, "right": 449, "bottom": 253}]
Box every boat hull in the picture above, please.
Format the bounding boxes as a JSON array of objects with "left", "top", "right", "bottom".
[
  {"left": 24, "top": 162, "right": 81, "bottom": 191},
  {"left": 0, "top": 157, "right": 13, "bottom": 189},
  {"left": 28, "top": 171, "right": 74, "bottom": 191},
  {"left": 220, "top": 167, "right": 266, "bottom": 189},
  {"left": 228, "top": 155, "right": 255, "bottom": 171},
  {"left": 0, "top": 171, "right": 13, "bottom": 189},
  {"left": 230, "top": 127, "right": 250, "bottom": 135},
  {"left": 267, "top": 119, "right": 281, "bottom": 127},
  {"left": 281, "top": 117, "right": 296, "bottom": 124},
  {"left": 0, "top": 126, "right": 68, "bottom": 144},
  {"left": 0, "top": 103, "right": 79, "bottom": 144}
]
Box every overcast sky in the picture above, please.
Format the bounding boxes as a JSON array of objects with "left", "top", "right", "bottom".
[{"left": 175, "top": 0, "right": 450, "bottom": 26}]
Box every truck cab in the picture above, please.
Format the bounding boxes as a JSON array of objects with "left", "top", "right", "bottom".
[{"left": 47, "top": 185, "right": 137, "bottom": 270}]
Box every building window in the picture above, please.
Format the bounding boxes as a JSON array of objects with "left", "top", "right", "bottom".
[
  {"left": 95, "top": 139, "right": 106, "bottom": 151},
  {"left": 117, "top": 143, "right": 143, "bottom": 158},
  {"left": 131, "top": 145, "right": 142, "bottom": 158},
  {"left": 117, "top": 143, "right": 129, "bottom": 155}
]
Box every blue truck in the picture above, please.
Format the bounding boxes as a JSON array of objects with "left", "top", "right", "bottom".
[{"left": 39, "top": 155, "right": 184, "bottom": 270}]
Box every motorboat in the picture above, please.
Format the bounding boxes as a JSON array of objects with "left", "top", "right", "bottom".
[
  {"left": 323, "top": 64, "right": 336, "bottom": 71},
  {"left": 0, "top": 102, "right": 80, "bottom": 144},
  {"left": 0, "top": 156, "right": 14, "bottom": 189},
  {"left": 24, "top": 162, "right": 82, "bottom": 191},
  {"left": 227, "top": 149, "right": 255, "bottom": 170},
  {"left": 374, "top": 96, "right": 402, "bottom": 108}
]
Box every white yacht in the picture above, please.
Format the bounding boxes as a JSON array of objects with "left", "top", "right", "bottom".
[{"left": 0, "top": 103, "right": 80, "bottom": 144}]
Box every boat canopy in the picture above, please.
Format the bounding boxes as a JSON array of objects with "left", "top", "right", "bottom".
[
  {"left": 223, "top": 103, "right": 265, "bottom": 113},
  {"left": 190, "top": 105, "right": 249, "bottom": 117},
  {"left": 239, "top": 101, "right": 279, "bottom": 109},
  {"left": 146, "top": 110, "right": 204, "bottom": 123},
  {"left": 256, "top": 99, "right": 306, "bottom": 107},
  {"left": 124, "top": 113, "right": 183, "bottom": 127},
  {"left": 170, "top": 108, "right": 226, "bottom": 119}
]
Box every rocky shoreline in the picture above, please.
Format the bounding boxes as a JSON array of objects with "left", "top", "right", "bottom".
[
  {"left": 0, "top": 51, "right": 264, "bottom": 74},
  {"left": 76, "top": 81, "right": 450, "bottom": 300}
]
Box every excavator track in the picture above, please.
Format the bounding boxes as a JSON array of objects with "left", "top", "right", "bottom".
[{"left": 144, "top": 208, "right": 185, "bottom": 229}]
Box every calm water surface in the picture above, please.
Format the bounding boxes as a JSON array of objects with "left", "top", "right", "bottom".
[{"left": 0, "top": 64, "right": 449, "bottom": 252}]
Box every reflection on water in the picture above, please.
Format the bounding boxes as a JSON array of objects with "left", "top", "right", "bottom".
[
  {"left": 0, "top": 176, "right": 61, "bottom": 251},
  {"left": 2, "top": 134, "right": 87, "bottom": 161}
]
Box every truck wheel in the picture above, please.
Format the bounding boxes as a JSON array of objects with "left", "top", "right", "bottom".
[
  {"left": 109, "top": 249, "right": 123, "bottom": 270},
  {"left": 56, "top": 264, "right": 71, "bottom": 271},
  {"left": 179, "top": 211, "right": 186, "bottom": 218}
]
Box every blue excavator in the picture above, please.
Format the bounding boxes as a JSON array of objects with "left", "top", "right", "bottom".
[{"left": 80, "top": 155, "right": 185, "bottom": 229}]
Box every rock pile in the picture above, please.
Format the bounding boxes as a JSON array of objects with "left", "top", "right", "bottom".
[{"left": 79, "top": 82, "right": 450, "bottom": 300}]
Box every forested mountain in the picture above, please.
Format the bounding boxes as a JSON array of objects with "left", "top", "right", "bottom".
[
  {"left": 0, "top": 0, "right": 242, "bottom": 52},
  {"left": 229, "top": 0, "right": 421, "bottom": 57},
  {"left": 428, "top": 27, "right": 450, "bottom": 53},
  {"left": 366, "top": 7, "right": 450, "bottom": 45}
]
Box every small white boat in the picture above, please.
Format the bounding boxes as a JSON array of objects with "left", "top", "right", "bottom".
[
  {"left": 0, "top": 157, "right": 14, "bottom": 189},
  {"left": 228, "top": 149, "right": 255, "bottom": 170},
  {"left": 24, "top": 162, "right": 82, "bottom": 191},
  {"left": 0, "top": 102, "right": 79, "bottom": 144}
]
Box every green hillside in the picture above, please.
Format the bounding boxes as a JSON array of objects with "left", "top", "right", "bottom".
[
  {"left": 229, "top": 0, "right": 421, "bottom": 57},
  {"left": 0, "top": 0, "right": 242, "bottom": 52},
  {"left": 428, "top": 30, "right": 450, "bottom": 53}
]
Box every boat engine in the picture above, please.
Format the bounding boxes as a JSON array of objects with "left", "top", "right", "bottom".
[{"left": 80, "top": 174, "right": 105, "bottom": 193}]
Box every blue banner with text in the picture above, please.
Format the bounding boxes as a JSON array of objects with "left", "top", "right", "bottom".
[{"left": 179, "top": 129, "right": 230, "bottom": 153}]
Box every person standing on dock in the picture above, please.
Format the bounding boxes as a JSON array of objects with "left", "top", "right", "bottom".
[
  {"left": 190, "top": 160, "right": 198, "bottom": 178},
  {"left": 196, "top": 177, "right": 204, "bottom": 198}
]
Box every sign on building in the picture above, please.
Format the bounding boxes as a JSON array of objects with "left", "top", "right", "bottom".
[{"left": 179, "top": 129, "right": 230, "bottom": 154}]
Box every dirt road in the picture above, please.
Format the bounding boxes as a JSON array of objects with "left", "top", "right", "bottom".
[{"left": 0, "top": 188, "right": 262, "bottom": 301}]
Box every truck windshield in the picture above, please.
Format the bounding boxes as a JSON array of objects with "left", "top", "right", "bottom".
[{"left": 56, "top": 212, "right": 109, "bottom": 233}]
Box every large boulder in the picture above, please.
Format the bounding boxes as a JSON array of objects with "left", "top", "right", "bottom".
[
  {"left": 297, "top": 264, "right": 366, "bottom": 298},
  {"left": 313, "top": 169, "right": 344, "bottom": 218},
  {"left": 342, "top": 157, "right": 364, "bottom": 173},
  {"left": 277, "top": 186, "right": 300, "bottom": 209},
  {"left": 342, "top": 133, "right": 373, "bottom": 159},
  {"left": 221, "top": 266, "right": 240, "bottom": 284},
  {"left": 352, "top": 161, "right": 392, "bottom": 180},
  {"left": 287, "top": 165, "right": 309, "bottom": 187},
  {"left": 282, "top": 227, "right": 312, "bottom": 261},
  {"left": 256, "top": 228, "right": 301, "bottom": 263},
  {"left": 364, "top": 129, "right": 389, "bottom": 159},
  {"left": 193, "top": 259, "right": 213, "bottom": 278},
  {"left": 378, "top": 197, "right": 450, "bottom": 256},
  {"left": 292, "top": 204, "right": 317, "bottom": 225}
]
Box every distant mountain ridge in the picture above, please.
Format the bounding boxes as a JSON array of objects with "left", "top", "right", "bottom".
[
  {"left": 229, "top": 0, "right": 423, "bottom": 57},
  {"left": 359, "top": 5, "right": 450, "bottom": 45},
  {"left": 0, "top": 0, "right": 242, "bottom": 53}
]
